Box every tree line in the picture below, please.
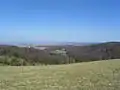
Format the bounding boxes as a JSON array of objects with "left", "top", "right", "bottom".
[{"left": 0, "top": 42, "right": 120, "bottom": 66}]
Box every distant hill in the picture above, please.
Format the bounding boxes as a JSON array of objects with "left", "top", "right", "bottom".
[
  {"left": 36, "top": 42, "right": 97, "bottom": 46},
  {"left": 0, "top": 42, "right": 120, "bottom": 65}
]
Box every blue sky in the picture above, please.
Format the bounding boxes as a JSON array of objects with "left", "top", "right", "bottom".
[{"left": 0, "top": 0, "right": 120, "bottom": 44}]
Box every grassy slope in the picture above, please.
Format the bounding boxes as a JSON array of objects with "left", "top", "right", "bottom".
[{"left": 0, "top": 60, "right": 120, "bottom": 90}]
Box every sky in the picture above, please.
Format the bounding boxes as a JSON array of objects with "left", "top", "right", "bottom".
[{"left": 0, "top": 0, "right": 120, "bottom": 44}]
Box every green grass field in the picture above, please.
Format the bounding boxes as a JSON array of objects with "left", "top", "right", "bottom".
[{"left": 0, "top": 60, "right": 120, "bottom": 90}]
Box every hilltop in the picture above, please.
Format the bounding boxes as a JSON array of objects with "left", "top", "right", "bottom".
[
  {"left": 0, "top": 42, "right": 120, "bottom": 65},
  {"left": 0, "top": 59, "right": 120, "bottom": 90}
]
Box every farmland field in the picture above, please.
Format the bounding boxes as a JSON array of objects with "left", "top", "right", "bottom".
[{"left": 0, "top": 60, "right": 120, "bottom": 90}]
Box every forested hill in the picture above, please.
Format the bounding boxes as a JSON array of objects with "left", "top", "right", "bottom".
[{"left": 0, "top": 42, "right": 120, "bottom": 65}]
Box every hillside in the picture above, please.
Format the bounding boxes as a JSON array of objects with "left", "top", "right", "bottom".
[
  {"left": 0, "top": 60, "right": 120, "bottom": 90},
  {"left": 0, "top": 42, "right": 120, "bottom": 65}
]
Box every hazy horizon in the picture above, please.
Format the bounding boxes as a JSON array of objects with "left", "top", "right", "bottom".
[{"left": 0, "top": 0, "right": 120, "bottom": 43}]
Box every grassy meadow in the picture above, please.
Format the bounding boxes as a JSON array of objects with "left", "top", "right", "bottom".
[{"left": 0, "top": 59, "right": 120, "bottom": 90}]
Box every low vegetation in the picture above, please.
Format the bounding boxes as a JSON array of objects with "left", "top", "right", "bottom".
[
  {"left": 0, "top": 42, "right": 120, "bottom": 65},
  {"left": 0, "top": 60, "right": 120, "bottom": 90}
]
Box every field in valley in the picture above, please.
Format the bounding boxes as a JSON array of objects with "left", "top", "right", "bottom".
[{"left": 0, "top": 60, "right": 120, "bottom": 90}]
